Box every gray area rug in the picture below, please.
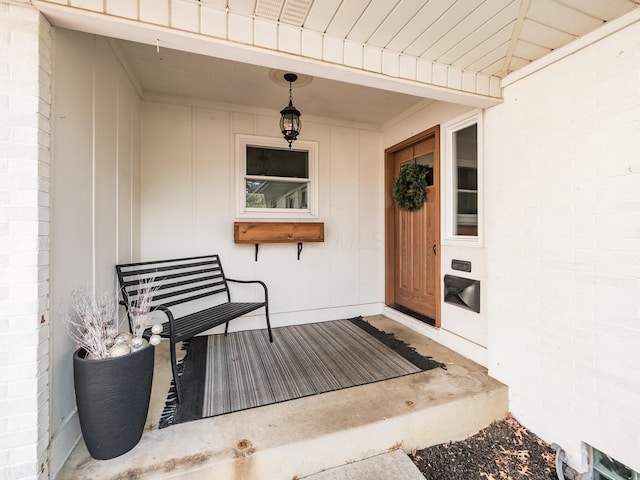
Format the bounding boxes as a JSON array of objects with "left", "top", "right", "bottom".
[{"left": 159, "top": 317, "right": 445, "bottom": 428}]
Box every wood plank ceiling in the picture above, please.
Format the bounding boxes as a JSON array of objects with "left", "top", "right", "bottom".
[{"left": 214, "top": 0, "right": 638, "bottom": 78}]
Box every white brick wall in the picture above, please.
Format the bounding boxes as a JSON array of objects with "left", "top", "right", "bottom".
[
  {"left": 485, "top": 18, "right": 640, "bottom": 474},
  {"left": 0, "top": 3, "right": 51, "bottom": 479}
]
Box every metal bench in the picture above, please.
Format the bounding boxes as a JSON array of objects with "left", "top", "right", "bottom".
[{"left": 116, "top": 254, "right": 272, "bottom": 403}]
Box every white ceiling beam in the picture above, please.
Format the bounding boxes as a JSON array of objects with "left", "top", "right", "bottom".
[{"left": 500, "top": 0, "right": 531, "bottom": 78}]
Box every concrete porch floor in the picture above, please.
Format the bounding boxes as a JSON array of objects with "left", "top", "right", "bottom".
[{"left": 56, "top": 315, "right": 508, "bottom": 480}]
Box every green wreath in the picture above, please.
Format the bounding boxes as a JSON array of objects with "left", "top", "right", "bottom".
[{"left": 393, "top": 163, "right": 430, "bottom": 212}]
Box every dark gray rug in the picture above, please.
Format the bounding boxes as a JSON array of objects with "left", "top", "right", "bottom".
[{"left": 159, "top": 317, "right": 445, "bottom": 428}]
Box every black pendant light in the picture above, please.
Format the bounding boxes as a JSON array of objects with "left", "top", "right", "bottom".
[{"left": 279, "top": 73, "right": 301, "bottom": 149}]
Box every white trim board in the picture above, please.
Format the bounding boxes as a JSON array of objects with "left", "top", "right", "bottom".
[{"left": 49, "top": 411, "right": 81, "bottom": 480}]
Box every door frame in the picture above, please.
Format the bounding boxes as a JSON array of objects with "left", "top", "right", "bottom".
[{"left": 384, "top": 125, "right": 441, "bottom": 327}]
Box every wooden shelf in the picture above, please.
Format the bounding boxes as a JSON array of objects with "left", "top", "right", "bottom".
[
  {"left": 234, "top": 222, "right": 324, "bottom": 260},
  {"left": 234, "top": 222, "right": 324, "bottom": 244}
]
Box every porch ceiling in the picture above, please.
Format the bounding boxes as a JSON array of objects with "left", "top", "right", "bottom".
[
  {"left": 116, "top": 38, "right": 431, "bottom": 125},
  {"left": 39, "top": 0, "right": 639, "bottom": 125},
  {"left": 252, "top": 0, "right": 638, "bottom": 77}
]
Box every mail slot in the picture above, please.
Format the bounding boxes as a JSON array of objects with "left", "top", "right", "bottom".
[{"left": 444, "top": 274, "right": 480, "bottom": 313}]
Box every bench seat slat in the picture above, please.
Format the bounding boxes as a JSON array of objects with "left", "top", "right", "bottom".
[{"left": 152, "top": 302, "right": 266, "bottom": 342}]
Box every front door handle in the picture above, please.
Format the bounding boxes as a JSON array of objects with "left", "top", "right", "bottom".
[{"left": 433, "top": 244, "right": 437, "bottom": 255}]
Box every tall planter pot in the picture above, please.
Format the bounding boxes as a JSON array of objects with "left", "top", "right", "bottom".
[{"left": 73, "top": 344, "right": 155, "bottom": 460}]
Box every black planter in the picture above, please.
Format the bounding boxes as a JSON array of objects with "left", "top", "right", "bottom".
[{"left": 73, "top": 344, "right": 154, "bottom": 460}]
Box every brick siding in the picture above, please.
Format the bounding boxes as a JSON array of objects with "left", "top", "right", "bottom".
[{"left": 0, "top": 3, "right": 51, "bottom": 479}]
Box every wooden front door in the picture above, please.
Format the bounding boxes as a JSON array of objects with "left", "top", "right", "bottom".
[{"left": 385, "top": 127, "right": 440, "bottom": 326}]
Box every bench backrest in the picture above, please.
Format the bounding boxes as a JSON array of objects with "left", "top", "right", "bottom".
[{"left": 116, "top": 255, "right": 231, "bottom": 317}]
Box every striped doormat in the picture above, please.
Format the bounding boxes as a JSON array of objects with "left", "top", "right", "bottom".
[{"left": 159, "top": 317, "right": 445, "bottom": 428}]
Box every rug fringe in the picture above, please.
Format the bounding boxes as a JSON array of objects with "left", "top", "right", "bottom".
[
  {"left": 347, "top": 316, "right": 447, "bottom": 371},
  {"left": 158, "top": 340, "right": 191, "bottom": 429}
]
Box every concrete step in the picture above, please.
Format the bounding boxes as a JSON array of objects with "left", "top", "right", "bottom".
[{"left": 302, "top": 450, "right": 426, "bottom": 480}]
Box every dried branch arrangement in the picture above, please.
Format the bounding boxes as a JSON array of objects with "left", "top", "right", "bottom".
[
  {"left": 127, "top": 275, "right": 160, "bottom": 339},
  {"left": 67, "top": 285, "right": 163, "bottom": 360},
  {"left": 67, "top": 289, "right": 118, "bottom": 360}
]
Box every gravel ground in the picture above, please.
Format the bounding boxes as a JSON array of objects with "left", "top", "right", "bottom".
[{"left": 410, "top": 415, "right": 559, "bottom": 480}]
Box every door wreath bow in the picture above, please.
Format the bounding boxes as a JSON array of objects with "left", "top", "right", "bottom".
[{"left": 393, "top": 163, "right": 430, "bottom": 212}]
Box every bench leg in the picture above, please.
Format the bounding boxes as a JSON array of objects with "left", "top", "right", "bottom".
[
  {"left": 169, "top": 338, "right": 183, "bottom": 403},
  {"left": 265, "top": 305, "right": 273, "bottom": 343},
  {"left": 224, "top": 321, "right": 229, "bottom": 336}
]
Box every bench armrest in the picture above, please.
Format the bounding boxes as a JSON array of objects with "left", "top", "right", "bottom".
[
  {"left": 226, "top": 278, "right": 269, "bottom": 302},
  {"left": 150, "top": 304, "right": 177, "bottom": 338}
]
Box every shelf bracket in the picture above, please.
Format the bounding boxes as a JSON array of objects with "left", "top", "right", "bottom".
[
  {"left": 254, "top": 243, "right": 259, "bottom": 262},
  {"left": 297, "top": 242, "right": 303, "bottom": 260}
]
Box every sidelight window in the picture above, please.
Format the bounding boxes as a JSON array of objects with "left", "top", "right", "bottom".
[{"left": 443, "top": 111, "right": 483, "bottom": 245}]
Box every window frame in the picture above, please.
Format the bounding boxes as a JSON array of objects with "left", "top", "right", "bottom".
[
  {"left": 441, "top": 110, "right": 484, "bottom": 246},
  {"left": 236, "top": 134, "right": 319, "bottom": 219}
]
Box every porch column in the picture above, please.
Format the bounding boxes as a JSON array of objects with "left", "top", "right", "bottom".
[{"left": 0, "top": 2, "right": 52, "bottom": 479}]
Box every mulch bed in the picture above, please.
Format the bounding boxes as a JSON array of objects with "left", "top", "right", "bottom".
[{"left": 410, "top": 415, "right": 559, "bottom": 480}]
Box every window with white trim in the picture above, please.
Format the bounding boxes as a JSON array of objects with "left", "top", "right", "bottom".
[
  {"left": 443, "top": 111, "right": 483, "bottom": 245},
  {"left": 236, "top": 134, "right": 318, "bottom": 218}
]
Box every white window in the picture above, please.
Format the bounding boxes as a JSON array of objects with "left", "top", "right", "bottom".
[
  {"left": 236, "top": 134, "right": 318, "bottom": 218},
  {"left": 442, "top": 111, "right": 483, "bottom": 245}
]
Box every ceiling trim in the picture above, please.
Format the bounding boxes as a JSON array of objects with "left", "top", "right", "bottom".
[
  {"left": 105, "top": 38, "right": 144, "bottom": 97},
  {"left": 33, "top": 0, "right": 503, "bottom": 108},
  {"left": 500, "top": 0, "right": 531, "bottom": 78}
]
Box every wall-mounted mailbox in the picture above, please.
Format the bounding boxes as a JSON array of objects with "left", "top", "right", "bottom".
[{"left": 444, "top": 274, "right": 480, "bottom": 313}]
